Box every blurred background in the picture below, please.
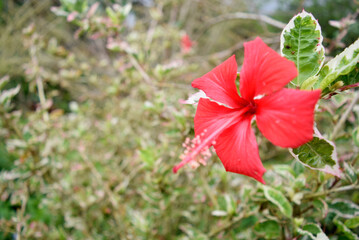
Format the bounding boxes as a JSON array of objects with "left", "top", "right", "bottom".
[{"left": 0, "top": 0, "right": 358, "bottom": 239}]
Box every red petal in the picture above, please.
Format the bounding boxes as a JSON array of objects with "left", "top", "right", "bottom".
[
  {"left": 194, "top": 98, "right": 240, "bottom": 136},
  {"left": 255, "top": 89, "right": 321, "bottom": 148},
  {"left": 240, "top": 37, "right": 298, "bottom": 100},
  {"left": 192, "top": 55, "right": 246, "bottom": 108},
  {"left": 173, "top": 98, "right": 243, "bottom": 173},
  {"left": 214, "top": 116, "right": 266, "bottom": 184}
]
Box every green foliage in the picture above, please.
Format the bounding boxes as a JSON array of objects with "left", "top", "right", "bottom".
[
  {"left": 329, "top": 200, "right": 359, "bottom": 218},
  {"left": 292, "top": 137, "right": 335, "bottom": 168},
  {"left": 60, "top": 0, "right": 88, "bottom": 13},
  {"left": 254, "top": 220, "right": 281, "bottom": 239},
  {"left": 316, "top": 39, "right": 359, "bottom": 91},
  {"left": 334, "top": 219, "right": 359, "bottom": 240},
  {"left": 281, "top": 10, "right": 324, "bottom": 87},
  {"left": 345, "top": 216, "right": 359, "bottom": 229},
  {"left": 291, "top": 136, "right": 342, "bottom": 178},
  {"left": 263, "top": 186, "right": 293, "bottom": 218},
  {"left": 297, "top": 223, "right": 329, "bottom": 240},
  {"left": 0, "top": 1, "right": 359, "bottom": 239}
]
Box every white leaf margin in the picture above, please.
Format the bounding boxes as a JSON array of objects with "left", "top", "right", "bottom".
[
  {"left": 280, "top": 10, "right": 325, "bottom": 72},
  {"left": 297, "top": 223, "right": 329, "bottom": 240},
  {"left": 0, "top": 85, "right": 21, "bottom": 105},
  {"left": 0, "top": 75, "right": 10, "bottom": 90},
  {"left": 329, "top": 199, "right": 359, "bottom": 219},
  {"left": 319, "top": 38, "right": 359, "bottom": 89},
  {"left": 262, "top": 185, "right": 293, "bottom": 218},
  {"left": 289, "top": 128, "right": 343, "bottom": 178}
]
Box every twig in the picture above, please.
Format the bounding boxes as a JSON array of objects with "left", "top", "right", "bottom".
[
  {"left": 324, "top": 82, "right": 359, "bottom": 99},
  {"left": 199, "top": 170, "right": 218, "bottom": 208},
  {"left": 303, "top": 184, "right": 359, "bottom": 199},
  {"left": 207, "top": 12, "right": 286, "bottom": 30},
  {"left": 128, "top": 53, "right": 155, "bottom": 88},
  {"left": 331, "top": 91, "right": 359, "bottom": 139},
  {"left": 16, "top": 188, "right": 28, "bottom": 240},
  {"left": 79, "top": 151, "right": 119, "bottom": 209},
  {"left": 30, "top": 43, "right": 49, "bottom": 122},
  {"left": 208, "top": 212, "right": 246, "bottom": 238},
  {"left": 207, "top": 36, "right": 279, "bottom": 60}
]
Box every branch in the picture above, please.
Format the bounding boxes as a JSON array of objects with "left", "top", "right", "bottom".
[
  {"left": 208, "top": 12, "right": 286, "bottom": 29},
  {"left": 128, "top": 53, "right": 154, "bottom": 86},
  {"left": 331, "top": 91, "right": 359, "bottom": 139},
  {"left": 303, "top": 184, "right": 359, "bottom": 199},
  {"left": 205, "top": 36, "right": 279, "bottom": 60},
  {"left": 79, "top": 151, "right": 119, "bottom": 209},
  {"left": 208, "top": 212, "right": 246, "bottom": 238}
]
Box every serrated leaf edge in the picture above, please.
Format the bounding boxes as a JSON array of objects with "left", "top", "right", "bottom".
[
  {"left": 280, "top": 10, "right": 325, "bottom": 72},
  {"left": 289, "top": 129, "right": 343, "bottom": 178}
]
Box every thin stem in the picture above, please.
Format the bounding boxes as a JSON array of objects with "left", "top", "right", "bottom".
[
  {"left": 331, "top": 91, "right": 359, "bottom": 140},
  {"left": 36, "top": 76, "right": 46, "bottom": 107},
  {"left": 208, "top": 212, "right": 246, "bottom": 238},
  {"left": 303, "top": 184, "right": 359, "bottom": 199},
  {"left": 127, "top": 53, "right": 154, "bottom": 87},
  {"left": 195, "top": 12, "right": 285, "bottom": 43},
  {"left": 16, "top": 187, "right": 28, "bottom": 240},
  {"left": 79, "top": 151, "right": 119, "bottom": 209},
  {"left": 199, "top": 170, "right": 218, "bottom": 208},
  {"left": 30, "top": 44, "right": 49, "bottom": 121},
  {"left": 207, "top": 12, "right": 286, "bottom": 29}
]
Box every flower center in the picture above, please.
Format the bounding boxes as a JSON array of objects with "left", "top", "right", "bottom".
[{"left": 245, "top": 100, "right": 257, "bottom": 115}]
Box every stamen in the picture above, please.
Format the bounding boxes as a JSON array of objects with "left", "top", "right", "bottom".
[
  {"left": 173, "top": 107, "right": 250, "bottom": 173},
  {"left": 176, "top": 131, "right": 212, "bottom": 171}
]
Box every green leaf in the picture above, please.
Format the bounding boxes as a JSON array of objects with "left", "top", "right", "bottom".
[
  {"left": 301, "top": 75, "right": 319, "bottom": 90},
  {"left": 292, "top": 137, "right": 335, "bottom": 167},
  {"left": 106, "top": 7, "right": 118, "bottom": 24},
  {"left": 280, "top": 10, "right": 324, "bottom": 87},
  {"left": 329, "top": 200, "right": 359, "bottom": 219},
  {"left": 0, "top": 75, "right": 9, "bottom": 90},
  {"left": 335, "top": 63, "right": 359, "bottom": 87},
  {"left": 354, "top": 126, "right": 359, "bottom": 147},
  {"left": 345, "top": 216, "right": 359, "bottom": 229},
  {"left": 302, "top": 223, "right": 322, "bottom": 234},
  {"left": 313, "top": 199, "right": 328, "bottom": 218},
  {"left": 217, "top": 195, "right": 236, "bottom": 215},
  {"left": 235, "top": 215, "right": 258, "bottom": 232},
  {"left": 315, "top": 38, "right": 359, "bottom": 90},
  {"left": 343, "top": 162, "right": 358, "bottom": 184},
  {"left": 263, "top": 186, "right": 293, "bottom": 218},
  {"left": 334, "top": 219, "right": 359, "bottom": 240},
  {"left": 0, "top": 85, "right": 20, "bottom": 106},
  {"left": 254, "top": 220, "right": 281, "bottom": 239},
  {"left": 139, "top": 148, "right": 156, "bottom": 168},
  {"left": 290, "top": 134, "right": 343, "bottom": 178},
  {"left": 179, "top": 223, "right": 209, "bottom": 240},
  {"left": 60, "top": 0, "right": 88, "bottom": 13},
  {"left": 297, "top": 223, "right": 329, "bottom": 240}
]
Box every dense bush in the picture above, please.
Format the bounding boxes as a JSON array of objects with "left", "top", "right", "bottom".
[{"left": 0, "top": 0, "right": 358, "bottom": 239}]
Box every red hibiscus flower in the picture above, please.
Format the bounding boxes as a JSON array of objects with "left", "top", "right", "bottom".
[{"left": 173, "top": 37, "right": 321, "bottom": 184}]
